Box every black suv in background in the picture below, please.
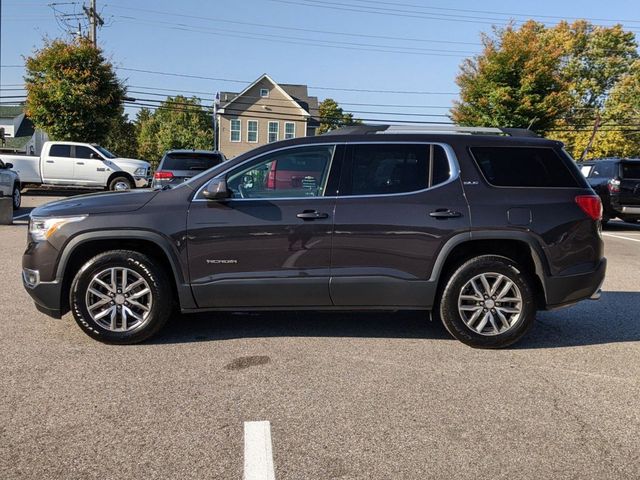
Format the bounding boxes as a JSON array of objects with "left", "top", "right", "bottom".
[
  {"left": 151, "top": 149, "right": 226, "bottom": 189},
  {"left": 580, "top": 158, "right": 640, "bottom": 224},
  {"left": 22, "top": 125, "right": 605, "bottom": 348}
]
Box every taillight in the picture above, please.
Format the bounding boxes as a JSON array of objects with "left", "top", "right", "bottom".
[
  {"left": 607, "top": 178, "right": 621, "bottom": 193},
  {"left": 575, "top": 195, "right": 602, "bottom": 221},
  {"left": 153, "top": 170, "right": 174, "bottom": 180}
]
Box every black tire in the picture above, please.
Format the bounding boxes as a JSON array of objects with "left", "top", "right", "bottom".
[
  {"left": 70, "top": 250, "right": 172, "bottom": 344},
  {"left": 12, "top": 183, "right": 21, "bottom": 210},
  {"left": 438, "top": 255, "right": 536, "bottom": 349},
  {"left": 108, "top": 176, "right": 133, "bottom": 191}
]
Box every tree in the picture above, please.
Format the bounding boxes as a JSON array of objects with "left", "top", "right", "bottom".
[
  {"left": 318, "top": 98, "right": 360, "bottom": 134},
  {"left": 103, "top": 113, "right": 138, "bottom": 159},
  {"left": 452, "top": 21, "right": 638, "bottom": 140},
  {"left": 135, "top": 96, "right": 214, "bottom": 167},
  {"left": 24, "top": 37, "right": 125, "bottom": 143}
]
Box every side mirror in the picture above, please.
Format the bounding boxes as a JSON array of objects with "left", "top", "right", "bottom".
[
  {"left": 202, "top": 177, "right": 230, "bottom": 200},
  {"left": 89, "top": 153, "right": 103, "bottom": 160},
  {"left": 5, "top": 163, "right": 13, "bottom": 169}
]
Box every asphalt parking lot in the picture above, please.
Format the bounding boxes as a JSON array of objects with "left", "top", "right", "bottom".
[{"left": 1, "top": 193, "right": 639, "bottom": 480}]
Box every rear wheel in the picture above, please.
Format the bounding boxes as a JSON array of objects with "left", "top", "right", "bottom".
[
  {"left": 12, "top": 183, "right": 21, "bottom": 209},
  {"left": 438, "top": 255, "right": 536, "bottom": 349},
  {"left": 108, "top": 176, "right": 132, "bottom": 191},
  {"left": 70, "top": 250, "right": 172, "bottom": 344}
]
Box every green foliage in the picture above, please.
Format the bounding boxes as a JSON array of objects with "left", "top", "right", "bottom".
[
  {"left": 24, "top": 37, "right": 125, "bottom": 143},
  {"left": 452, "top": 20, "right": 639, "bottom": 158},
  {"left": 318, "top": 98, "right": 361, "bottom": 134},
  {"left": 103, "top": 113, "right": 138, "bottom": 159},
  {"left": 135, "top": 96, "right": 214, "bottom": 168}
]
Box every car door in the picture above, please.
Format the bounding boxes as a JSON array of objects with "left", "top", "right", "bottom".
[
  {"left": 187, "top": 143, "right": 341, "bottom": 308},
  {"left": 330, "top": 142, "right": 470, "bottom": 307},
  {"left": 42, "top": 144, "right": 75, "bottom": 184},
  {"left": 73, "top": 145, "right": 106, "bottom": 185}
]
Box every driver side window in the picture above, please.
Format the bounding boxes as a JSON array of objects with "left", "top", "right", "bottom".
[{"left": 227, "top": 145, "right": 335, "bottom": 199}]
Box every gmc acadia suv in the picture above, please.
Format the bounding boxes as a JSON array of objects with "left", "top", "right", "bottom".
[{"left": 22, "top": 125, "right": 606, "bottom": 348}]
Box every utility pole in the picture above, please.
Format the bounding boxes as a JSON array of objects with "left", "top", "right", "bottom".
[
  {"left": 580, "top": 113, "right": 601, "bottom": 161},
  {"left": 83, "top": 0, "right": 104, "bottom": 47}
]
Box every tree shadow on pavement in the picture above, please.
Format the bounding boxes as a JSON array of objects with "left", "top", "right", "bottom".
[{"left": 151, "top": 291, "right": 639, "bottom": 348}]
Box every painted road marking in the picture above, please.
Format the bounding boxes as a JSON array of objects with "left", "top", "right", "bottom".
[
  {"left": 13, "top": 213, "right": 30, "bottom": 220},
  {"left": 603, "top": 233, "right": 640, "bottom": 243},
  {"left": 244, "top": 421, "right": 276, "bottom": 480}
]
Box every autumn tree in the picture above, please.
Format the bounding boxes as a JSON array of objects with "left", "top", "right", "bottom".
[
  {"left": 135, "top": 96, "right": 214, "bottom": 167},
  {"left": 103, "top": 113, "right": 138, "bottom": 159},
  {"left": 452, "top": 20, "right": 638, "bottom": 147},
  {"left": 318, "top": 98, "right": 360, "bottom": 134},
  {"left": 24, "top": 37, "right": 125, "bottom": 143}
]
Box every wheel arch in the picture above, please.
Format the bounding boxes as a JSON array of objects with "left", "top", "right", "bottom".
[
  {"left": 107, "top": 171, "right": 135, "bottom": 189},
  {"left": 430, "top": 232, "right": 549, "bottom": 308},
  {"left": 56, "top": 230, "right": 195, "bottom": 314}
]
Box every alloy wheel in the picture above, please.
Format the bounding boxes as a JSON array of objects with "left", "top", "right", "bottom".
[{"left": 457, "top": 272, "right": 523, "bottom": 336}]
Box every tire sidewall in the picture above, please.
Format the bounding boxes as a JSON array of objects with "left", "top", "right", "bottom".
[
  {"left": 70, "top": 251, "right": 171, "bottom": 344},
  {"left": 13, "top": 184, "right": 21, "bottom": 209},
  {"left": 439, "top": 255, "right": 536, "bottom": 349}
]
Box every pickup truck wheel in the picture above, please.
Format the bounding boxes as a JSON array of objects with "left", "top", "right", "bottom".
[
  {"left": 108, "top": 176, "right": 132, "bottom": 191},
  {"left": 12, "top": 184, "right": 21, "bottom": 209},
  {"left": 70, "top": 250, "right": 172, "bottom": 344},
  {"left": 438, "top": 255, "right": 536, "bottom": 349}
]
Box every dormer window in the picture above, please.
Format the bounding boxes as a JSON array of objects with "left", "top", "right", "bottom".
[{"left": 260, "top": 88, "right": 269, "bottom": 98}]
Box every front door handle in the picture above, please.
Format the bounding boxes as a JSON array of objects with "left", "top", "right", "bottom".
[
  {"left": 46, "top": 160, "right": 55, "bottom": 163},
  {"left": 429, "top": 209, "right": 462, "bottom": 219},
  {"left": 76, "top": 162, "right": 85, "bottom": 165},
  {"left": 297, "top": 210, "right": 329, "bottom": 220}
]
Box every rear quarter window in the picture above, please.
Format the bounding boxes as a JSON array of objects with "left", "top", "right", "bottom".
[
  {"left": 161, "top": 153, "right": 223, "bottom": 171},
  {"left": 470, "top": 146, "right": 582, "bottom": 188},
  {"left": 621, "top": 162, "right": 640, "bottom": 179}
]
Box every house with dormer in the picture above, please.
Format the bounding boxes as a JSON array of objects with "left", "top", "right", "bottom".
[{"left": 216, "top": 74, "right": 320, "bottom": 158}]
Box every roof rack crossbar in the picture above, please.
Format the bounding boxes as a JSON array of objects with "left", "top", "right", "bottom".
[{"left": 324, "top": 124, "right": 540, "bottom": 137}]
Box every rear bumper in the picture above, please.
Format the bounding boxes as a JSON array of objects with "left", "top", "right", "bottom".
[{"left": 544, "top": 258, "right": 606, "bottom": 309}]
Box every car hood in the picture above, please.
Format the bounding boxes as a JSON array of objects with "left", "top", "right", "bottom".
[
  {"left": 31, "top": 189, "right": 159, "bottom": 217},
  {"left": 107, "top": 157, "right": 150, "bottom": 171}
]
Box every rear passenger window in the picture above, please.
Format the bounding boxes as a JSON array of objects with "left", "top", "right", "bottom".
[
  {"left": 622, "top": 163, "right": 640, "bottom": 179},
  {"left": 49, "top": 145, "right": 71, "bottom": 157},
  {"left": 470, "top": 147, "right": 580, "bottom": 188},
  {"left": 345, "top": 144, "right": 450, "bottom": 196}
]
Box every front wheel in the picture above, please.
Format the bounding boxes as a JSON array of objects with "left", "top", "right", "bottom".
[
  {"left": 12, "top": 184, "right": 21, "bottom": 209},
  {"left": 108, "top": 176, "right": 132, "bottom": 191},
  {"left": 438, "top": 255, "right": 536, "bottom": 349},
  {"left": 70, "top": 250, "right": 173, "bottom": 344}
]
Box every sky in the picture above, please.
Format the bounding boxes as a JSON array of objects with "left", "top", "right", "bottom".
[{"left": 1, "top": 0, "right": 640, "bottom": 123}]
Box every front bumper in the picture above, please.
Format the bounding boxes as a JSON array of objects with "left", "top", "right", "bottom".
[
  {"left": 134, "top": 176, "right": 152, "bottom": 188},
  {"left": 22, "top": 269, "right": 63, "bottom": 319},
  {"left": 544, "top": 258, "right": 607, "bottom": 309}
]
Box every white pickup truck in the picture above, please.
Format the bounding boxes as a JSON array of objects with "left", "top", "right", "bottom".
[{"left": 1, "top": 141, "right": 151, "bottom": 191}]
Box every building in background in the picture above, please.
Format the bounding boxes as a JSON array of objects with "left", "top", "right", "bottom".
[
  {"left": 216, "top": 74, "right": 319, "bottom": 158},
  {"left": 0, "top": 106, "right": 48, "bottom": 155}
]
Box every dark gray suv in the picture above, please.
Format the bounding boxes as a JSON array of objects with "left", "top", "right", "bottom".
[{"left": 22, "top": 125, "right": 606, "bottom": 348}]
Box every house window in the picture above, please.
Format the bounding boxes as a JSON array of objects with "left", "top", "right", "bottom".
[
  {"left": 260, "top": 88, "right": 269, "bottom": 98},
  {"left": 268, "top": 122, "right": 279, "bottom": 143},
  {"left": 284, "top": 122, "right": 296, "bottom": 139},
  {"left": 247, "top": 120, "right": 258, "bottom": 143},
  {"left": 230, "top": 119, "right": 241, "bottom": 142}
]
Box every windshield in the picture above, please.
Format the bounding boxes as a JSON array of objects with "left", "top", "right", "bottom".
[{"left": 93, "top": 145, "right": 117, "bottom": 159}]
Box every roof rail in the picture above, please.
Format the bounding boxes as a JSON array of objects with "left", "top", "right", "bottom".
[{"left": 325, "top": 124, "right": 540, "bottom": 137}]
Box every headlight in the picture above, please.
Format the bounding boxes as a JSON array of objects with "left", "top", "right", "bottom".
[
  {"left": 29, "top": 216, "right": 87, "bottom": 242},
  {"left": 134, "top": 167, "right": 147, "bottom": 176}
]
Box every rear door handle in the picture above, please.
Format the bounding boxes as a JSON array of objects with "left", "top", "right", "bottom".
[
  {"left": 429, "top": 209, "right": 462, "bottom": 219},
  {"left": 76, "top": 162, "right": 85, "bottom": 165},
  {"left": 297, "top": 210, "right": 329, "bottom": 220}
]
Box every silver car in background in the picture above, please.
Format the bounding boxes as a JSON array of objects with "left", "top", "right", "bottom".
[{"left": 0, "top": 158, "right": 21, "bottom": 209}]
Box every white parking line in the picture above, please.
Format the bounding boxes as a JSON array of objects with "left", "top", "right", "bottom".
[
  {"left": 603, "top": 233, "right": 640, "bottom": 243},
  {"left": 244, "top": 421, "right": 276, "bottom": 480},
  {"left": 12, "top": 213, "right": 30, "bottom": 220}
]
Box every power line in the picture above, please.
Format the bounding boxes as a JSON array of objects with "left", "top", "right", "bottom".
[{"left": 117, "top": 67, "right": 459, "bottom": 95}]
